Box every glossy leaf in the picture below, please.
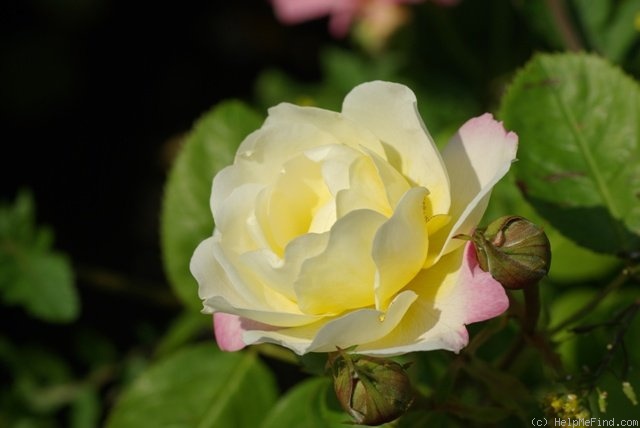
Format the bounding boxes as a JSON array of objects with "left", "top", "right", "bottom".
[
  {"left": 106, "top": 344, "right": 277, "bottom": 428},
  {"left": 483, "top": 173, "right": 620, "bottom": 283},
  {"left": 161, "top": 101, "right": 263, "bottom": 309},
  {"left": 501, "top": 53, "right": 640, "bottom": 254}
]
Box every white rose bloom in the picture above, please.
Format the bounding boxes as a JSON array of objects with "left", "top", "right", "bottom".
[{"left": 191, "top": 81, "right": 517, "bottom": 356}]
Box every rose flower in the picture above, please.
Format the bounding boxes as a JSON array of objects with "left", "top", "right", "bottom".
[{"left": 191, "top": 81, "right": 517, "bottom": 356}]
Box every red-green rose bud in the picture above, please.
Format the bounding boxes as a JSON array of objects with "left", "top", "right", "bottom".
[
  {"left": 472, "top": 216, "right": 551, "bottom": 290},
  {"left": 328, "top": 349, "right": 414, "bottom": 426}
]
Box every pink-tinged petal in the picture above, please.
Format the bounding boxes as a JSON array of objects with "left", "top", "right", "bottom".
[
  {"left": 213, "top": 313, "right": 247, "bottom": 352},
  {"left": 428, "top": 113, "right": 517, "bottom": 263},
  {"left": 350, "top": 242, "right": 507, "bottom": 356},
  {"left": 213, "top": 313, "right": 277, "bottom": 352},
  {"left": 460, "top": 241, "right": 510, "bottom": 324}
]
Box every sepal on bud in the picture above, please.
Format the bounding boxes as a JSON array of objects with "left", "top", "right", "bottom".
[
  {"left": 328, "top": 348, "right": 414, "bottom": 426},
  {"left": 472, "top": 216, "right": 551, "bottom": 290}
]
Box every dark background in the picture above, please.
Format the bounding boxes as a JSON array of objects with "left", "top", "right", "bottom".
[
  {"left": 1, "top": 0, "right": 332, "bottom": 316},
  {"left": 0, "top": 0, "right": 338, "bottom": 363}
]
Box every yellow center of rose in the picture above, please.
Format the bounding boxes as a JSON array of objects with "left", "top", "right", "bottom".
[{"left": 250, "top": 144, "right": 452, "bottom": 315}]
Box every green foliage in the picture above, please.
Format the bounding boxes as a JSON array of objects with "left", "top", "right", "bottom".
[
  {"left": 572, "top": 0, "right": 640, "bottom": 63},
  {"left": 0, "top": 190, "right": 78, "bottom": 322},
  {"left": 0, "top": 337, "right": 105, "bottom": 428},
  {"left": 261, "top": 377, "right": 390, "bottom": 428},
  {"left": 501, "top": 53, "right": 640, "bottom": 254},
  {"left": 7, "top": 2, "right": 640, "bottom": 426},
  {"left": 161, "top": 102, "right": 263, "bottom": 309},
  {"left": 484, "top": 174, "right": 621, "bottom": 283},
  {"left": 106, "top": 344, "right": 278, "bottom": 428}
]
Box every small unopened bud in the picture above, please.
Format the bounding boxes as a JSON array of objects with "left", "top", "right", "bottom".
[
  {"left": 328, "top": 349, "right": 414, "bottom": 426},
  {"left": 472, "top": 216, "right": 551, "bottom": 290}
]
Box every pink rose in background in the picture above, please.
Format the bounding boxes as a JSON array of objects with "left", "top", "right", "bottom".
[{"left": 271, "top": 0, "right": 459, "bottom": 38}]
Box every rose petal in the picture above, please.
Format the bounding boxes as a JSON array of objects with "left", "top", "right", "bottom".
[
  {"left": 355, "top": 242, "right": 508, "bottom": 356},
  {"left": 266, "top": 102, "right": 387, "bottom": 159},
  {"left": 342, "top": 81, "right": 451, "bottom": 215},
  {"left": 214, "top": 313, "right": 278, "bottom": 352},
  {"left": 294, "top": 209, "right": 387, "bottom": 314},
  {"left": 459, "top": 241, "right": 510, "bottom": 324},
  {"left": 237, "top": 231, "right": 330, "bottom": 301},
  {"left": 335, "top": 155, "right": 393, "bottom": 218},
  {"left": 213, "top": 313, "right": 247, "bottom": 351},
  {"left": 242, "top": 290, "right": 418, "bottom": 355},
  {"left": 362, "top": 147, "right": 411, "bottom": 210},
  {"left": 254, "top": 154, "right": 330, "bottom": 256},
  {"left": 428, "top": 113, "right": 518, "bottom": 264},
  {"left": 215, "top": 183, "right": 265, "bottom": 254},
  {"left": 192, "top": 237, "right": 248, "bottom": 308},
  {"left": 212, "top": 123, "right": 340, "bottom": 227},
  {"left": 373, "top": 187, "right": 429, "bottom": 310},
  {"left": 194, "top": 238, "right": 319, "bottom": 325}
]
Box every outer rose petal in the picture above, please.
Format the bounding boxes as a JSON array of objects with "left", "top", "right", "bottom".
[
  {"left": 214, "top": 313, "right": 277, "bottom": 352},
  {"left": 213, "top": 313, "right": 246, "bottom": 351},
  {"left": 428, "top": 113, "right": 518, "bottom": 263},
  {"left": 354, "top": 242, "right": 508, "bottom": 356},
  {"left": 459, "top": 241, "right": 510, "bottom": 324},
  {"left": 241, "top": 290, "right": 418, "bottom": 355},
  {"left": 194, "top": 238, "right": 322, "bottom": 327},
  {"left": 227, "top": 242, "right": 507, "bottom": 356}
]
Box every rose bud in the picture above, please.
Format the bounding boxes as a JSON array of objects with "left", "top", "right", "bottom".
[
  {"left": 472, "top": 216, "right": 551, "bottom": 290},
  {"left": 329, "top": 350, "right": 414, "bottom": 426}
]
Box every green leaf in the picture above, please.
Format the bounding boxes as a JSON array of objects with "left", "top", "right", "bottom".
[
  {"left": 5, "top": 252, "right": 77, "bottom": 322},
  {"left": 500, "top": 53, "right": 640, "bottom": 254},
  {"left": 106, "top": 344, "right": 277, "bottom": 428},
  {"left": 0, "top": 191, "right": 78, "bottom": 322},
  {"left": 261, "top": 377, "right": 395, "bottom": 428},
  {"left": 484, "top": 173, "right": 621, "bottom": 283},
  {"left": 161, "top": 101, "right": 263, "bottom": 309}
]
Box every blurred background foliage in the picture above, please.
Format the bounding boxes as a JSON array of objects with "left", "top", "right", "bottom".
[{"left": 1, "top": 0, "right": 640, "bottom": 426}]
